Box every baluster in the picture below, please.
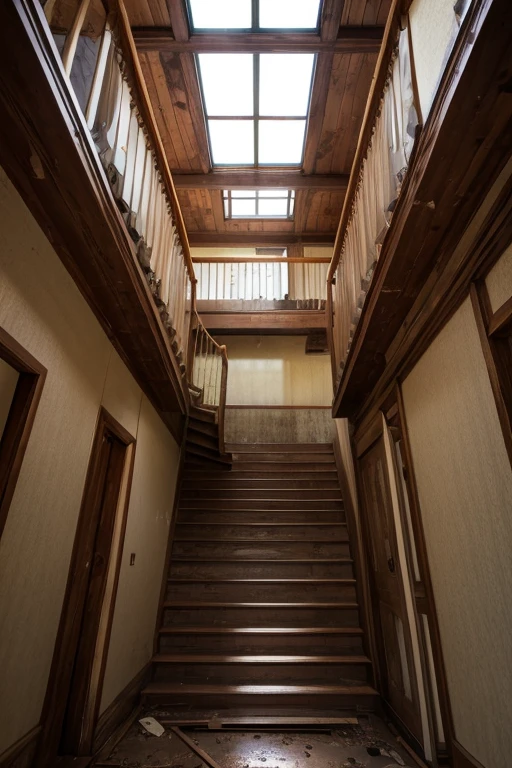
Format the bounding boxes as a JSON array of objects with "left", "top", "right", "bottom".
[{"left": 86, "top": 26, "right": 112, "bottom": 130}]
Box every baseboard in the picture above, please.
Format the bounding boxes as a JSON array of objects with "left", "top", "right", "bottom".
[
  {"left": 0, "top": 726, "right": 41, "bottom": 768},
  {"left": 452, "top": 741, "right": 486, "bottom": 768},
  {"left": 92, "top": 662, "right": 151, "bottom": 754}
]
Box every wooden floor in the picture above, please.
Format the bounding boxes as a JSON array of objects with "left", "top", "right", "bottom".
[{"left": 143, "top": 442, "right": 377, "bottom": 715}]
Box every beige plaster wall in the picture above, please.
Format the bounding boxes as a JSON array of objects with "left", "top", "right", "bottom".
[
  {"left": 485, "top": 243, "right": 512, "bottom": 314},
  {"left": 215, "top": 335, "right": 332, "bottom": 406},
  {"left": 0, "top": 357, "right": 19, "bottom": 439},
  {"left": 402, "top": 296, "right": 512, "bottom": 768},
  {"left": 0, "top": 168, "right": 180, "bottom": 753},
  {"left": 409, "top": 0, "right": 459, "bottom": 121}
]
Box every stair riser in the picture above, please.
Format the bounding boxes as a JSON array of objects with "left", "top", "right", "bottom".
[
  {"left": 152, "top": 663, "right": 370, "bottom": 685},
  {"left": 180, "top": 489, "right": 342, "bottom": 500},
  {"left": 228, "top": 463, "right": 337, "bottom": 472},
  {"left": 179, "top": 499, "right": 344, "bottom": 511},
  {"left": 177, "top": 510, "right": 344, "bottom": 524},
  {"left": 159, "top": 634, "right": 364, "bottom": 654},
  {"left": 169, "top": 561, "right": 354, "bottom": 579},
  {"left": 232, "top": 454, "right": 335, "bottom": 463},
  {"left": 162, "top": 607, "right": 360, "bottom": 628},
  {"left": 181, "top": 479, "right": 341, "bottom": 490},
  {"left": 183, "top": 471, "right": 339, "bottom": 481},
  {"left": 227, "top": 443, "right": 334, "bottom": 453},
  {"left": 142, "top": 692, "right": 378, "bottom": 710},
  {"left": 171, "top": 541, "right": 351, "bottom": 559},
  {"left": 189, "top": 421, "right": 218, "bottom": 438},
  {"left": 174, "top": 524, "right": 348, "bottom": 542},
  {"left": 166, "top": 583, "right": 357, "bottom": 603}
]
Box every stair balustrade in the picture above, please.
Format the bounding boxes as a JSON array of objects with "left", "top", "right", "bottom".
[{"left": 327, "top": 6, "right": 419, "bottom": 385}]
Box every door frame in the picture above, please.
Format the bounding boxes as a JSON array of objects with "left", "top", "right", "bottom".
[
  {"left": 37, "top": 407, "right": 136, "bottom": 766},
  {"left": 352, "top": 387, "right": 454, "bottom": 764}
]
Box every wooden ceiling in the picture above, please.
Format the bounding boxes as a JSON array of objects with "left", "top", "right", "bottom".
[{"left": 126, "top": 0, "right": 390, "bottom": 250}]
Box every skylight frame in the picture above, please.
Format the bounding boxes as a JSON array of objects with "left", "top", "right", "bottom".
[
  {"left": 196, "top": 52, "right": 316, "bottom": 168},
  {"left": 185, "top": 0, "right": 322, "bottom": 33},
  {"left": 223, "top": 189, "right": 296, "bottom": 219}
]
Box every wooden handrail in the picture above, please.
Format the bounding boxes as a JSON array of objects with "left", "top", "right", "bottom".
[
  {"left": 193, "top": 257, "right": 332, "bottom": 264},
  {"left": 111, "top": 0, "right": 196, "bottom": 283},
  {"left": 327, "top": 0, "right": 402, "bottom": 284}
]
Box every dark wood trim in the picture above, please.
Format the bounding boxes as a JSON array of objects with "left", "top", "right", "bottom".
[
  {"left": 152, "top": 438, "right": 188, "bottom": 654},
  {"left": 488, "top": 294, "right": 512, "bottom": 336},
  {"left": 225, "top": 405, "right": 331, "bottom": 410},
  {"left": 395, "top": 384, "right": 455, "bottom": 758},
  {"left": 92, "top": 663, "right": 151, "bottom": 754},
  {"left": 452, "top": 741, "right": 486, "bottom": 768},
  {"left": 202, "top": 310, "right": 327, "bottom": 334},
  {"left": 188, "top": 232, "right": 336, "bottom": 247},
  {"left": 333, "top": 0, "right": 512, "bottom": 417},
  {"left": 0, "top": 327, "right": 47, "bottom": 541},
  {"left": 132, "top": 26, "right": 384, "bottom": 53},
  {"left": 0, "top": 0, "right": 188, "bottom": 441},
  {"left": 470, "top": 282, "right": 512, "bottom": 467},
  {"left": 172, "top": 171, "right": 349, "bottom": 191},
  {"left": 166, "top": 0, "right": 189, "bottom": 41},
  {"left": 302, "top": 53, "right": 335, "bottom": 175},
  {"left": 37, "top": 408, "right": 135, "bottom": 767},
  {"left": 332, "top": 424, "right": 375, "bottom": 676},
  {"left": 193, "top": 257, "right": 331, "bottom": 263},
  {"left": 172, "top": 52, "right": 211, "bottom": 174},
  {"left": 0, "top": 725, "right": 41, "bottom": 768}
]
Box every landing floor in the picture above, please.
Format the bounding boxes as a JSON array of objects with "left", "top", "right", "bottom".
[{"left": 94, "top": 713, "right": 415, "bottom": 768}]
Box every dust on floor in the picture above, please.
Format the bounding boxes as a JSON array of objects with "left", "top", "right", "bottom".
[{"left": 94, "top": 714, "right": 416, "bottom": 768}]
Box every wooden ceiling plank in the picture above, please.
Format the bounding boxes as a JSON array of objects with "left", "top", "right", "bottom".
[
  {"left": 139, "top": 51, "right": 180, "bottom": 169},
  {"left": 132, "top": 27, "right": 384, "bottom": 54},
  {"left": 171, "top": 172, "right": 349, "bottom": 190},
  {"left": 210, "top": 190, "right": 226, "bottom": 232},
  {"left": 302, "top": 52, "right": 335, "bottom": 175},
  {"left": 179, "top": 52, "right": 211, "bottom": 173},
  {"left": 166, "top": 0, "right": 189, "bottom": 41},
  {"left": 313, "top": 53, "right": 352, "bottom": 175},
  {"left": 160, "top": 53, "right": 205, "bottom": 172}
]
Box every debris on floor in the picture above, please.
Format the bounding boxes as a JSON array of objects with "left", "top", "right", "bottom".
[
  {"left": 139, "top": 717, "right": 166, "bottom": 738},
  {"left": 94, "top": 713, "right": 413, "bottom": 768}
]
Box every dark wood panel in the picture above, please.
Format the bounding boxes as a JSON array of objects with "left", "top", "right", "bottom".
[
  {"left": 341, "top": 0, "right": 392, "bottom": 25},
  {"left": 189, "top": 233, "right": 336, "bottom": 246},
  {"left": 133, "top": 28, "right": 385, "bottom": 53},
  {"left": 123, "top": 0, "right": 170, "bottom": 26},
  {"left": 173, "top": 172, "right": 349, "bottom": 190}
]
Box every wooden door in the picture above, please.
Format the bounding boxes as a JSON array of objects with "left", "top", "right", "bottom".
[{"left": 359, "top": 432, "right": 423, "bottom": 742}]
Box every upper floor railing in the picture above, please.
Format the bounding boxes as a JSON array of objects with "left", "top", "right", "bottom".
[
  {"left": 43, "top": 0, "right": 229, "bottom": 444},
  {"left": 327, "top": 4, "right": 419, "bottom": 384},
  {"left": 194, "top": 258, "right": 330, "bottom": 302}
]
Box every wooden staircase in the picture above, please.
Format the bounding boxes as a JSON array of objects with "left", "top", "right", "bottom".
[
  {"left": 143, "top": 442, "right": 378, "bottom": 716},
  {"left": 185, "top": 404, "right": 232, "bottom": 469}
]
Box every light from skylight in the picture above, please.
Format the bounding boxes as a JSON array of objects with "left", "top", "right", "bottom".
[
  {"left": 209, "top": 121, "right": 254, "bottom": 165},
  {"left": 259, "top": 198, "right": 288, "bottom": 216},
  {"left": 260, "top": 54, "right": 314, "bottom": 116},
  {"left": 223, "top": 190, "right": 295, "bottom": 218},
  {"left": 259, "top": 120, "right": 306, "bottom": 164},
  {"left": 189, "top": 0, "right": 252, "bottom": 29},
  {"left": 199, "top": 54, "right": 253, "bottom": 116},
  {"left": 259, "top": 0, "right": 321, "bottom": 29}
]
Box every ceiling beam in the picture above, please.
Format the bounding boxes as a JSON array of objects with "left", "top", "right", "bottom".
[
  {"left": 172, "top": 172, "right": 349, "bottom": 190},
  {"left": 320, "top": 0, "right": 346, "bottom": 41},
  {"left": 192, "top": 257, "right": 331, "bottom": 263},
  {"left": 200, "top": 310, "right": 327, "bottom": 334},
  {"left": 302, "top": 53, "right": 334, "bottom": 174},
  {"left": 132, "top": 27, "right": 384, "bottom": 54},
  {"left": 166, "top": 0, "right": 189, "bottom": 42},
  {"left": 188, "top": 232, "right": 336, "bottom": 247}
]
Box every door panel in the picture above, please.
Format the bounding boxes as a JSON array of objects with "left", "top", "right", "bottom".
[{"left": 359, "top": 433, "right": 422, "bottom": 741}]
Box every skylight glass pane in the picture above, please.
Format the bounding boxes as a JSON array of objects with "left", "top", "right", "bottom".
[
  {"left": 232, "top": 190, "right": 257, "bottom": 198},
  {"left": 199, "top": 54, "right": 253, "bottom": 116},
  {"left": 209, "top": 120, "right": 254, "bottom": 164},
  {"left": 259, "top": 198, "right": 288, "bottom": 216},
  {"left": 259, "top": 120, "right": 306, "bottom": 164},
  {"left": 232, "top": 199, "right": 257, "bottom": 216},
  {"left": 190, "top": 0, "right": 252, "bottom": 29},
  {"left": 260, "top": 54, "right": 314, "bottom": 116},
  {"left": 259, "top": 0, "right": 321, "bottom": 29},
  {"left": 259, "top": 189, "right": 288, "bottom": 197}
]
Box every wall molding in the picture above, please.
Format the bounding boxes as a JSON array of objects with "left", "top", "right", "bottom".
[
  {"left": 452, "top": 740, "right": 486, "bottom": 768},
  {"left": 92, "top": 662, "right": 151, "bottom": 755},
  {"left": 0, "top": 726, "right": 41, "bottom": 768}
]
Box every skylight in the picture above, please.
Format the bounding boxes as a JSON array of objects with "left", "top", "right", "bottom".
[
  {"left": 198, "top": 53, "right": 315, "bottom": 167},
  {"left": 188, "top": 0, "right": 321, "bottom": 31},
  {"left": 223, "top": 190, "right": 295, "bottom": 219}
]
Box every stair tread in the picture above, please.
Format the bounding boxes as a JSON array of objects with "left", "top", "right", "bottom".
[
  {"left": 153, "top": 654, "right": 371, "bottom": 664},
  {"left": 176, "top": 522, "right": 346, "bottom": 526},
  {"left": 160, "top": 626, "right": 362, "bottom": 634},
  {"left": 170, "top": 558, "right": 353, "bottom": 563},
  {"left": 143, "top": 683, "right": 377, "bottom": 695},
  {"left": 167, "top": 578, "right": 356, "bottom": 583},
  {"left": 163, "top": 601, "right": 358, "bottom": 608}
]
